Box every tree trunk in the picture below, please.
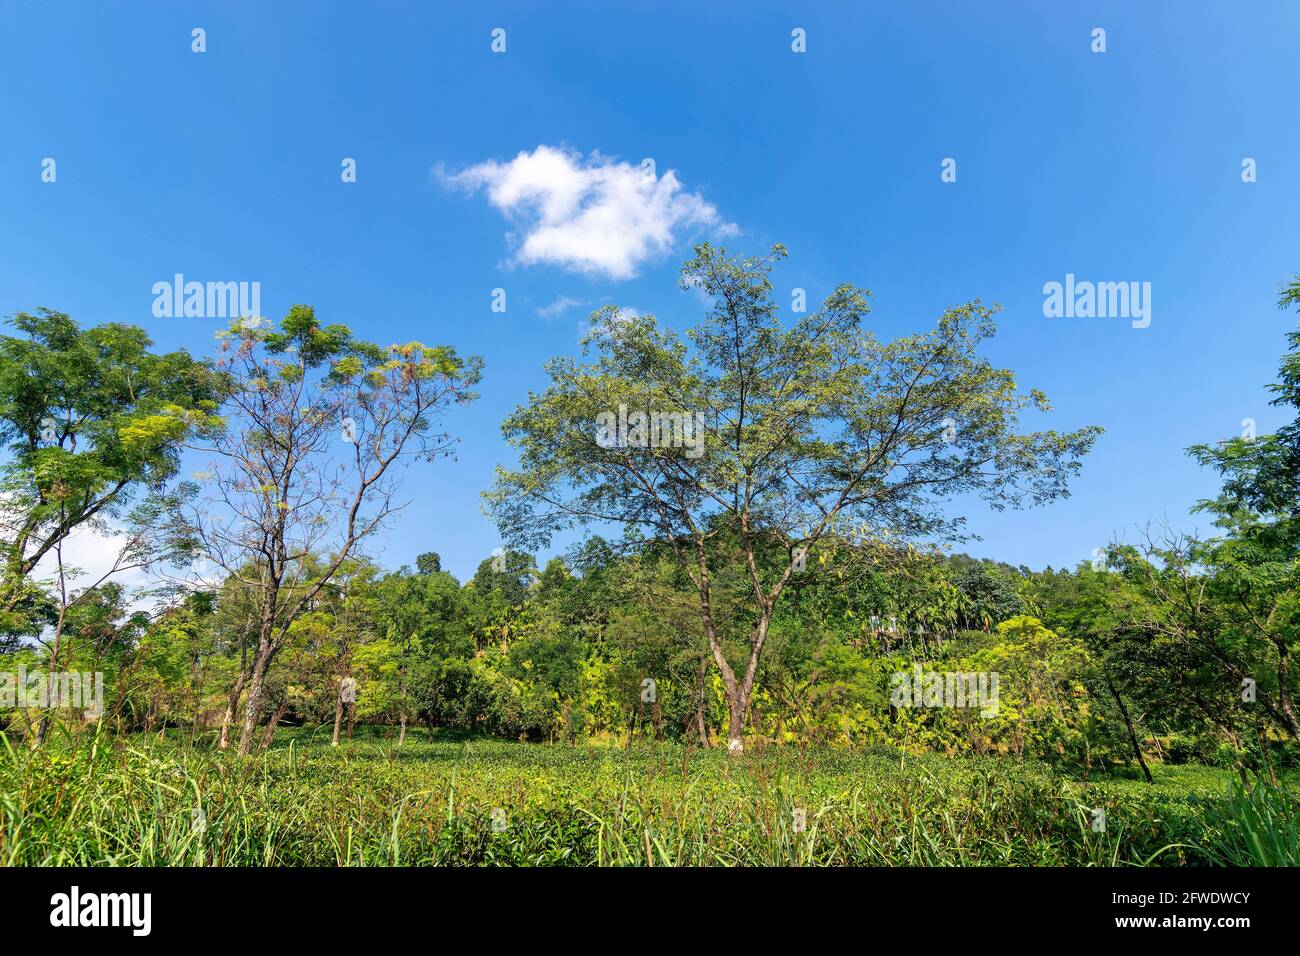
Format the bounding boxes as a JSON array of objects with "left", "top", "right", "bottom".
[
  {"left": 218, "top": 670, "right": 248, "bottom": 751},
  {"left": 722, "top": 612, "right": 772, "bottom": 756},
  {"left": 236, "top": 642, "right": 274, "bottom": 756},
  {"left": 1106, "top": 675, "right": 1153, "bottom": 784},
  {"left": 34, "top": 601, "right": 69, "bottom": 747},
  {"left": 1274, "top": 642, "right": 1300, "bottom": 744},
  {"left": 691, "top": 543, "right": 744, "bottom": 754},
  {"left": 725, "top": 689, "right": 746, "bottom": 754},
  {"left": 398, "top": 712, "right": 407, "bottom": 745},
  {"left": 259, "top": 702, "right": 289, "bottom": 751},
  {"left": 218, "top": 616, "right": 254, "bottom": 751},
  {"left": 331, "top": 684, "right": 345, "bottom": 746},
  {"left": 689, "top": 657, "right": 710, "bottom": 746}
]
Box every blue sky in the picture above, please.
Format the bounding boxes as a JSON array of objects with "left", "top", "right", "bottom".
[{"left": 2, "top": 1, "right": 1299, "bottom": 583}]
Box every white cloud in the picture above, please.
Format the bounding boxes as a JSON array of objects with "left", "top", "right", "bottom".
[
  {"left": 38, "top": 525, "right": 141, "bottom": 587},
  {"left": 32, "top": 523, "right": 213, "bottom": 613},
  {"left": 439, "top": 146, "right": 735, "bottom": 279},
  {"left": 31, "top": 523, "right": 153, "bottom": 610},
  {"left": 537, "top": 295, "right": 584, "bottom": 319}
]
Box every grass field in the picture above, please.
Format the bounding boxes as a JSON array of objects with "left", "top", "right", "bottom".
[{"left": 2, "top": 727, "right": 1296, "bottom": 867}]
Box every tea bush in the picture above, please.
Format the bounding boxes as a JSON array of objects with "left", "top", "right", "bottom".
[{"left": 0, "top": 728, "right": 1292, "bottom": 867}]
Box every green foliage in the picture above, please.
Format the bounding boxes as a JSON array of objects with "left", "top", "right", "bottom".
[
  {"left": 487, "top": 242, "right": 1100, "bottom": 742},
  {"left": 0, "top": 309, "right": 222, "bottom": 636},
  {"left": 1199, "top": 778, "right": 1300, "bottom": 866},
  {"left": 5, "top": 731, "right": 1285, "bottom": 867},
  {"left": 6, "top": 267, "right": 1300, "bottom": 870}
]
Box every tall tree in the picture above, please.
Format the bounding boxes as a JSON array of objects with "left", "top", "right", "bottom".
[
  {"left": 1190, "top": 275, "right": 1300, "bottom": 551},
  {"left": 186, "top": 306, "right": 480, "bottom": 754},
  {"left": 0, "top": 309, "right": 221, "bottom": 640},
  {"left": 488, "top": 244, "right": 1100, "bottom": 752},
  {"left": 1160, "top": 274, "right": 1300, "bottom": 744}
]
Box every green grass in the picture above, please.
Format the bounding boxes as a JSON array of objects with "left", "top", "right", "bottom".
[{"left": 1, "top": 726, "right": 1294, "bottom": 866}]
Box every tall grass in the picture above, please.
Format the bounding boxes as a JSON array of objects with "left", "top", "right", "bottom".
[
  {"left": 0, "top": 727, "right": 1290, "bottom": 867},
  {"left": 1197, "top": 778, "right": 1299, "bottom": 866}
]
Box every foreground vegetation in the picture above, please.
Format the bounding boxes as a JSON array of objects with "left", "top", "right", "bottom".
[{"left": 2, "top": 729, "right": 1296, "bottom": 867}]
